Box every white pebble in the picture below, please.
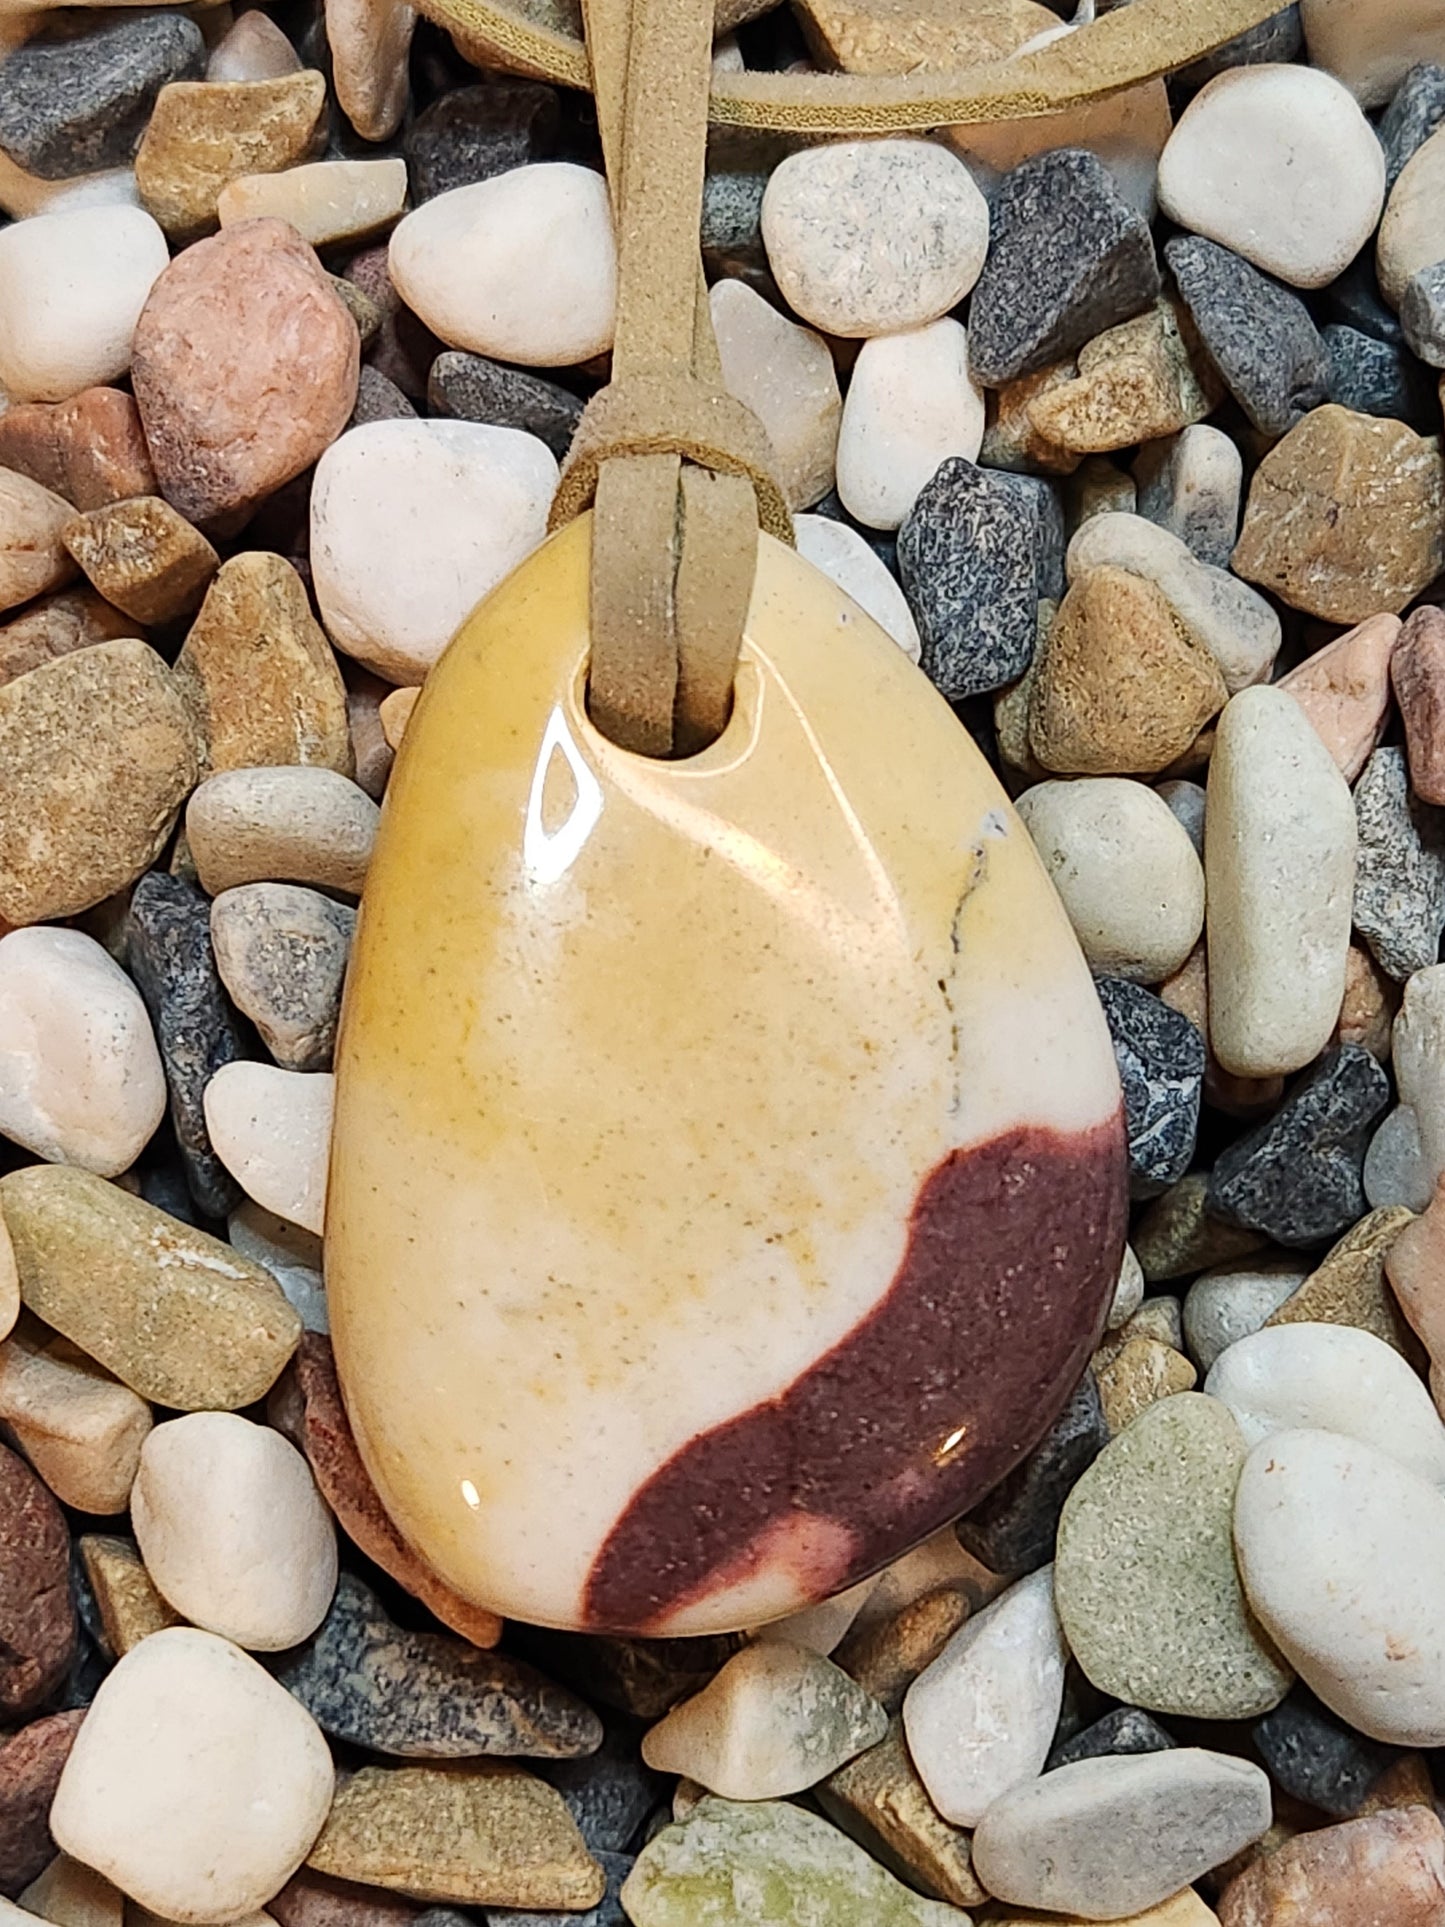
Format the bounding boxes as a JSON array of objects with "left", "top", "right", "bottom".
[
  {"left": 0, "top": 205, "right": 169, "bottom": 403},
  {"left": 1016, "top": 777, "right": 1205, "bottom": 983},
  {"left": 1108, "top": 1244, "right": 1146, "bottom": 1330},
  {"left": 389, "top": 164, "right": 616, "bottom": 366},
  {"left": 0, "top": 1320, "right": 151, "bottom": 1514},
  {"left": 1158, "top": 64, "right": 1386, "bottom": 289},
  {"left": 1390, "top": 965, "right": 1445, "bottom": 1196},
  {"left": 132, "top": 1412, "right": 338, "bottom": 1651},
  {"left": 1135, "top": 423, "right": 1242, "bottom": 570},
  {"left": 834, "top": 318, "right": 985, "bottom": 532},
  {"left": 710, "top": 279, "right": 840, "bottom": 512},
  {"left": 1182, "top": 1260, "right": 1308, "bottom": 1372},
  {"left": 793, "top": 515, "right": 920, "bottom": 661},
  {"left": 0, "top": 927, "right": 165, "bottom": 1178},
  {"left": 311, "top": 418, "right": 558, "bottom": 685},
  {"left": 207, "top": 11, "right": 304, "bottom": 82},
  {"left": 1364, "top": 1103, "right": 1434, "bottom": 1212},
  {"left": 50, "top": 1626, "right": 333, "bottom": 1923},
  {"left": 1234, "top": 1427, "right": 1445, "bottom": 1744},
  {"left": 1205, "top": 684, "right": 1357, "bottom": 1078},
  {"left": 762, "top": 138, "right": 988, "bottom": 338},
  {"left": 902, "top": 1566, "right": 1066, "bottom": 1828},
  {"left": 203, "top": 1064, "right": 333, "bottom": 1237}
]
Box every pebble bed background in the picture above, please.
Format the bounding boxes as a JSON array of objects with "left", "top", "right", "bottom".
[{"left": 6, "top": 0, "right": 1445, "bottom": 1922}]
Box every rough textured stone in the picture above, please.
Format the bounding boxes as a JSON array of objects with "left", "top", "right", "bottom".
[
  {"left": 1097, "top": 977, "right": 1205, "bottom": 1194},
  {"left": 1165, "top": 235, "right": 1328, "bottom": 437},
  {"left": 1024, "top": 300, "right": 1219, "bottom": 454},
  {"left": 403, "top": 81, "right": 559, "bottom": 203},
  {"left": 1394, "top": 605, "right": 1445, "bottom": 806},
  {"left": 1264, "top": 1206, "right": 1419, "bottom": 1357},
  {"left": 956, "top": 1369, "right": 1106, "bottom": 1579},
  {"left": 1382, "top": 61, "right": 1445, "bottom": 189},
  {"left": 1094, "top": 1334, "right": 1198, "bottom": 1434},
  {"left": 833, "top": 1586, "right": 972, "bottom": 1717},
  {"left": 427, "top": 352, "right": 581, "bottom": 460},
  {"left": 1353, "top": 745, "right": 1445, "bottom": 979},
  {"left": 1323, "top": 321, "right": 1437, "bottom": 427},
  {"left": 1400, "top": 258, "right": 1445, "bottom": 366},
  {"left": 0, "top": 1711, "right": 84, "bottom": 1895},
  {"left": 0, "top": 16, "right": 205, "bottom": 181},
  {"left": 0, "top": 640, "right": 197, "bottom": 926},
  {"left": 968, "top": 148, "right": 1160, "bottom": 386},
  {"left": 0, "top": 589, "right": 132, "bottom": 687},
  {"left": 0, "top": 389, "right": 156, "bottom": 511},
  {"left": 817, "top": 1718, "right": 985, "bottom": 1910},
  {"left": 210, "top": 883, "right": 352, "bottom": 1073},
  {"left": 1217, "top": 1807, "right": 1445, "bottom": 1927},
  {"left": 78, "top": 1533, "right": 179, "bottom": 1657},
  {"left": 0, "top": 1441, "right": 75, "bottom": 1717},
  {"left": 538, "top": 1717, "right": 663, "bottom": 1856},
  {"left": 1278, "top": 612, "right": 1400, "bottom": 782},
  {"left": 1134, "top": 1174, "right": 1271, "bottom": 1282},
  {"left": 1252, "top": 1686, "right": 1403, "bottom": 1817},
  {"left": 61, "top": 495, "right": 217, "bottom": 627},
  {"left": 0, "top": 1164, "right": 299, "bottom": 1410},
  {"left": 895, "top": 457, "right": 1036, "bottom": 699},
  {"left": 135, "top": 72, "right": 326, "bottom": 242},
  {"left": 0, "top": 469, "right": 76, "bottom": 615}
]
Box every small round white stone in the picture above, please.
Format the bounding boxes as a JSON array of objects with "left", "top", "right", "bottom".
[
  {"left": 1015, "top": 777, "right": 1205, "bottom": 983},
  {"left": 311, "top": 418, "right": 559, "bottom": 685},
  {"left": 1182, "top": 1260, "right": 1308, "bottom": 1373},
  {"left": 902, "top": 1566, "right": 1066, "bottom": 1828},
  {"left": 49, "top": 1625, "right": 334, "bottom": 1923},
  {"left": 132, "top": 1412, "right": 338, "bottom": 1651},
  {"left": 835, "top": 318, "right": 985, "bottom": 532},
  {"left": 1157, "top": 65, "right": 1386, "bottom": 289},
  {"left": 388, "top": 163, "right": 617, "bottom": 366},
  {"left": 0, "top": 926, "right": 165, "bottom": 1178},
  {"left": 762, "top": 138, "right": 988, "bottom": 337},
  {"left": 793, "top": 515, "right": 920, "bottom": 661},
  {"left": 204, "top": 1063, "right": 333, "bottom": 1238},
  {"left": 0, "top": 205, "right": 169, "bottom": 403},
  {"left": 1234, "top": 1427, "right": 1445, "bottom": 1745}
]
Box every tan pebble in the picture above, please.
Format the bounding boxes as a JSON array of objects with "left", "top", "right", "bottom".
[
  {"left": 305, "top": 1763, "right": 606, "bottom": 1909},
  {"left": 1133, "top": 1174, "right": 1272, "bottom": 1283},
  {"left": 1217, "top": 1806, "right": 1445, "bottom": 1927},
  {"left": 997, "top": 1891, "right": 1219, "bottom": 1926},
  {"left": 79, "top": 1533, "right": 182, "bottom": 1655},
  {"left": 795, "top": 0, "right": 1058, "bottom": 71},
  {"left": 1391, "top": 605, "right": 1445, "bottom": 806},
  {"left": 19, "top": 1853, "right": 125, "bottom": 1927},
  {"left": 979, "top": 362, "right": 1081, "bottom": 476},
  {"left": 1334, "top": 944, "right": 1400, "bottom": 1060},
  {"left": 378, "top": 684, "right": 418, "bottom": 751},
  {"left": 1027, "top": 300, "right": 1220, "bottom": 455},
  {"left": 1385, "top": 1176, "right": 1445, "bottom": 1408},
  {"left": 1158, "top": 946, "right": 1284, "bottom": 1118},
  {"left": 173, "top": 553, "right": 353, "bottom": 777},
  {"left": 0, "top": 1317, "right": 151, "bottom": 1515},
  {"left": 0, "top": 1164, "right": 300, "bottom": 1411},
  {"left": 1379, "top": 122, "right": 1445, "bottom": 306},
  {"left": 0, "top": 468, "right": 76, "bottom": 614},
  {"left": 217, "top": 158, "right": 409, "bottom": 248},
  {"left": 208, "top": 11, "right": 304, "bottom": 83},
  {"left": 1276, "top": 611, "right": 1401, "bottom": 780},
  {"left": 203, "top": 1063, "right": 333, "bottom": 1237},
  {"left": 1232, "top": 406, "right": 1445, "bottom": 622},
  {"left": 1095, "top": 1335, "right": 1197, "bottom": 1433},
  {"left": 711, "top": 278, "right": 840, "bottom": 511},
  {"left": 1030, "top": 567, "right": 1228, "bottom": 776},
  {"left": 136, "top": 73, "right": 327, "bottom": 243},
  {"left": 327, "top": 0, "right": 415, "bottom": 142},
  {"left": 834, "top": 1583, "right": 972, "bottom": 1714},
  {"left": 1266, "top": 1206, "right": 1420, "bottom": 1359},
  {"left": 0, "top": 588, "right": 134, "bottom": 686},
  {"left": 818, "top": 1717, "right": 987, "bottom": 1909},
  {"left": 1068, "top": 455, "right": 1138, "bottom": 526},
  {"left": 0, "top": 639, "right": 198, "bottom": 925},
  {"left": 1302, "top": 0, "right": 1445, "bottom": 108},
  {"left": 0, "top": 388, "right": 156, "bottom": 511},
  {"left": 187, "top": 765, "right": 379, "bottom": 896},
  {"left": 62, "top": 496, "right": 218, "bottom": 627}
]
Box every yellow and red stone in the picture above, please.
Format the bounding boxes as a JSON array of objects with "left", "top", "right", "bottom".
[{"left": 327, "top": 513, "right": 1126, "bottom": 1636}]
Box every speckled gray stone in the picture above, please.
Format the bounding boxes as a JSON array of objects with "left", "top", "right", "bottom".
[
  {"left": 1045, "top": 1705, "right": 1176, "bottom": 1772},
  {"left": 210, "top": 882, "right": 355, "bottom": 1072},
  {"left": 1097, "top": 977, "right": 1206, "bottom": 1196},
  {"left": 955, "top": 1369, "right": 1107, "bottom": 1579},
  {"left": 999, "top": 472, "right": 1066, "bottom": 603},
  {"left": 1323, "top": 323, "right": 1437, "bottom": 430},
  {"left": 1208, "top": 1045, "right": 1391, "bottom": 1248},
  {"left": 428, "top": 353, "right": 583, "bottom": 460},
  {"left": 402, "top": 80, "right": 560, "bottom": 201},
  {"left": 967, "top": 148, "right": 1160, "bottom": 387},
  {"left": 1165, "top": 235, "right": 1327, "bottom": 438},
  {"left": 1252, "top": 1686, "right": 1402, "bottom": 1815},
  {"left": 349, "top": 366, "right": 417, "bottom": 428},
  {"left": 896, "top": 457, "right": 1038, "bottom": 700},
  {"left": 0, "top": 13, "right": 205, "bottom": 178},
  {"left": 1381, "top": 63, "right": 1445, "bottom": 192},
  {"left": 1401, "top": 259, "right": 1445, "bottom": 368},
  {"left": 1353, "top": 745, "right": 1445, "bottom": 980},
  {"left": 274, "top": 1573, "right": 603, "bottom": 1759},
  {"left": 541, "top": 1719, "right": 665, "bottom": 1855},
  {"left": 701, "top": 171, "right": 769, "bottom": 283}
]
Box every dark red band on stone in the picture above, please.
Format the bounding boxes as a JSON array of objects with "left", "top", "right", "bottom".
[{"left": 582, "top": 1113, "right": 1128, "bottom": 1633}]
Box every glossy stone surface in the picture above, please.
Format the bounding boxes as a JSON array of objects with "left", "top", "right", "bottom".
[{"left": 328, "top": 515, "right": 1126, "bottom": 1636}]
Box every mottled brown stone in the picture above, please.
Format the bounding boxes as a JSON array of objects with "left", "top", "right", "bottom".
[
  {"left": 62, "top": 496, "right": 219, "bottom": 627},
  {"left": 0, "top": 589, "right": 135, "bottom": 687},
  {"left": 0, "top": 1443, "right": 76, "bottom": 1718},
  {"left": 0, "top": 468, "right": 76, "bottom": 615},
  {"left": 0, "top": 638, "right": 198, "bottom": 924},
  {"left": 1266, "top": 1206, "right": 1421, "bottom": 1361},
  {"left": 1093, "top": 1333, "right": 1197, "bottom": 1433},
  {"left": 979, "top": 363, "right": 1082, "bottom": 477},
  {"left": 818, "top": 1717, "right": 987, "bottom": 1909},
  {"left": 270, "top": 1868, "right": 421, "bottom": 1927},
  {"left": 132, "top": 220, "right": 359, "bottom": 528},
  {"left": 293, "top": 1335, "right": 503, "bottom": 1648},
  {"left": 1393, "top": 605, "right": 1445, "bottom": 807},
  {"left": 1217, "top": 1807, "right": 1445, "bottom": 1926},
  {"left": 0, "top": 1710, "right": 85, "bottom": 1895},
  {"left": 1133, "top": 1174, "right": 1272, "bottom": 1283},
  {"left": 135, "top": 72, "right": 326, "bottom": 242},
  {"left": 834, "top": 1585, "right": 971, "bottom": 1715},
  {"left": 1334, "top": 944, "right": 1401, "bottom": 1061},
  {"left": 1027, "top": 301, "right": 1220, "bottom": 456},
  {"left": 1233, "top": 406, "right": 1445, "bottom": 622},
  {"left": 78, "top": 1534, "right": 181, "bottom": 1658},
  {"left": 0, "top": 390, "right": 157, "bottom": 512}
]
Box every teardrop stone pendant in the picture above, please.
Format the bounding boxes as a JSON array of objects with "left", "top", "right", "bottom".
[{"left": 327, "top": 514, "right": 1127, "bottom": 1637}]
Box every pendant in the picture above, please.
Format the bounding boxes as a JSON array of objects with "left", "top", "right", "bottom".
[{"left": 326, "top": 513, "right": 1127, "bottom": 1637}]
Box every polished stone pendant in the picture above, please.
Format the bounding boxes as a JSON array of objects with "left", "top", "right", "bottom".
[{"left": 327, "top": 514, "right": 1127, "bottom": 1637}]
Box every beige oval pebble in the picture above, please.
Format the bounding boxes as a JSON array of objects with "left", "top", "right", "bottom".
[
  {"left": 0, "top": 1319, "right": 152, "bottom": 1514},
  {"left": 1205, "top": 684, "right": 1356, "bottom": 1078},
  {"left": 50, "top": 1625, "right": 334, "bottom": 1923},
  {"left": 1378, "top": 124, "right": 1445, "bottom": 309},
  {"left": 835, "top": 318, "right": 985, "bottom": 532},
  {"left": 0, "top": 927, "right": 165, "bottom": 1177},
  {"left": 793, "top": 515, "right": 920, "bottom": 661},
  {"left": 389, "top": 164, "right": 616, "bottom": 366},
  {"left": 132, "top": 1412, "right": 337, "bottom": 1650},
  {"left": 217, "top": 158, "right": 409, "bottom": 248},
  {"left": 187, "top": 766, "right": 380, "bottom": 897},
  {"left": 0, "top": 206, "right": 169, "bottom": 403},
  {"left": 203, "top": 1063, "right": 333, "bottom": 1236},
  {"left": 710, "top": 278, "right": 840, "bottom": 512}
]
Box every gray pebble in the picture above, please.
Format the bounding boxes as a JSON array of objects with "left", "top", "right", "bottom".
[
  {"left": 403, "top": 80, "right": 560, "bottom": 201},
  {"left": 1252, "top": 1686, "right": 1401, "bottom": 1815},
  {"left": 0, "top": 13, "right": 204, "bottom": 179},
  {"left": 955, "top": 1368, "right": 1108, "bottom": 1580},
  {"left": 541, "top": 1718, "right": 666, "bottom": 1854},
  {"left": 1380, "top": 62, "right": 1445, "bottom": 193},
  {"left": 428, "top": 352, "right": 584, "bottom": 460},
  {"left": 1323, "top": 323, "right": 1438, "bottom": 430},
  {"left": 1046, "top": 1705, "right": 1177, "bottom": 1772},
  {"left": 1352, "top": 745, "right": 1445, "bottom": 980},
  {"left": 701, "top": 171, "right": 769, "bottom": 283},
  {"left": 1096, "top": 977, "right": 1206, "bottom": 1196},
  {"left": 1400, "top": 259, "right": 1445, "bottom": 367},
  {"left": 209, "top": 882, "right": 354, "bottom": 1073},
  {"left": 1165, "top": 235, "right": 1327, "bottom": 438},
  {"left": 349, "top": 365, "right": 417, "bottom": 427},
  {"left": 1134, "top": 427, "right": 1241, "bottom": 570},
  {"left": 1317, "top": 258, "right": 1404, "bottom": 345}
]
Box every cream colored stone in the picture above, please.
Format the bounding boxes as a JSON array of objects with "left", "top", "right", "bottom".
[
  {"left": 1026, "top": 301, "right": 1218, "bottom": 456},
  {"left": 1380, "top": 124, "right": 1445, "bottom": 308},
  {"left": 377, "top": 685, "right": 417, "bottom": 751},
  {"left": 0, "top": 1319, "right": 151, "bottom": 1513},
  {"left": 187, "top": 766, "right": 380, "bottom": 897},
  {"left": 945, "top": 76, "right": 1172, "bottom": 219},
  {"left": 1303, "top": 0, "right": 1445, "bottom": 106},
  {"left": 710, "top": 279, "right": 840, "bottom": 512},
  {"left": 208, "top": 12, "right": 304, "bottom": 82},
  {"left": 0, "top": 207, "right": 168, "bottom": 403},
  {"left": 218, "top": 158, "right": 408, "bottom": 247},
  {"left": 203, "top": 1063, "right": 333, "bottom": 1237},
  {"left": 793, "top": 515, "right": 920, "bottom": 661},
  {"left": 0, "top": 467, "right": 76, "bottom": 614},
  {"left": 19, "top": 1855, "right": 124, "bottom": 1927},
  {"left": 835, "top": 318, "right": 984, "bottom": 531},
  {"left": 326, "top": 0, "right": 415, "bottom": 142},
  {"left": 1277, "top": 613, "right": 1401, "bottom": 781}
]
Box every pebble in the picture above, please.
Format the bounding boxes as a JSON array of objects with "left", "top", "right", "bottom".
[
  {"left": 1386, "top": 1176, "right": 1445, "bottom": 1401},
  {"left": 967, "top": 148, "right": 1160, "bottom": 387},
  {"left": 620, "top": 1795, "right": 965, "bottom": 1927},
  {"left": 306, "top": 1763, "right": 605, "bottom": 1910},
  {"left": 1097, "top": 977, "right": 1206, "bottom": 1193},
  {"left": 0, "top": 1316, "right": 151, "bottom": 1514},
  {"left": 1400, "top": 259, "right": 1445, "bottom": 364},
  {"left": 403, "top": 81, "right": 560, "bottom": 202},
  {"left": 760, "top": 139, "right": 986, "bottom": 338},
  {"left": 276, "top": 1571, "right": 600, "bottom": 1759},
  {"left": 1379, "top": 125, "right": 1445, "bottom": 307},
  {"left": 1109, "top": 1244, "right": 1148, "bottom": 1329},
  {"left": 1164, "top": 235, "right": 1328, "bottom": 436},
  {"left": 901, "top": 1567, "right": 1065, "bottom": 1827},
  {"left": 893, "top": 454, "right": 1034, "bottom": 693},
  {"left": 1267, "top": 1203, "right": 1420, "bottom": 1355},
  {"left": 1158, "top": 66, "right": 1385, "bottom": 288},
  {"left": 1134, "top": 423, "right": 1242, "bottom": 568},
  {"left": 1337, "top": 940, "right": 1403, "bottom": 1058},
  {"left": 1323, "top": 319, "right": 1437, "bottom": 426},
  {"left": 174, "top": 551, "right": 353, "bottom": 777},
  {"left": 61, "top": 493, "right": 217, "bottom": 626},
  {"left": 0, "top": 468, "right": 74, "bottom": 614},
  {"left": 0, "top": 206, "right": 168, "bottom": 404},
  {"left": 0, "top": 1441, "right": 76, "bottom": 1715},
  {"left": 832, "top": 322, "right": 982, "bottom": 532},
  {"left": 1302, "top": 0, "right": 1445, "bottom": 105},
  {"left": 792, "top": 516, "right": 919, "bottom": 660},
  {"left": 0, "top": 639, "right": 197, "bottom": 925},
  {"left": 187, "top": 766, "right": 380, "bottom": 897},
  {"left": 1276, "top": 612, "right": 1400, "bottom": 781},
  {"left": 134, "top": 72, "right": 327, "bottom": 242},
  {"left": 132, "top": 1410, "right": 336, "bottom": 1650},
  {"left": 956, "top": 1369, "right": 1108, "bottom": 1578},
  {"left": 818, "top": 1718, "right": 985, "bottom": 1910},
  {"left": 0, "top": 1712, "right": 84, "bottom": 1894},
  {"left": 326, "top": 0, "right": 414, "bottom": 144},
  {"left": 1016, "top": 778, "right": 1204, "bottom": 982},
  {"left": 211, "top": 884, "right": 353, "bottom": 1073},
  {"left": 131, "top": 219, "right": 359, "bottom": 528},
  {"left": 1023, "top": 299, "right": 1220, "bottom": 455},
  {"left": 1393, "top": 606, "right": 1445, "bottom": 805},
  {"left": 980, "top": 362, "right": 1085, "bottom": 477},
  {"left": 1232, "top": 406, "right": 1445, "bottom": 622},
  {"left": 1183, "top": 1261, "right": 1309, "bottom": 1372},
  {"left": 310, "top": 418, "right": 558, "bottom": 685},
  {"left": 1095, "top": 1334, "right": 1199, "bottom": 1434},
  {"left": 351, "top": 364, "right": 416, "bottom": 429},
  {"left": 0, "top": 16, "right": 204, "bottom": 180},
  {"left": 971, "top": 1750, "right": 1272, "bottom": 1919},
  {"left": 207, "top": 12, "right": 304, "bottom": 84},
  {"left": 1364, "top": 1103, "right": 1433, "bottom": 1212},
  {"left": 389, "top": 165, "right": 616, "bottom": 367},
  {"left": 204, "top": 1062, "right": 333, "bottom": 1237},
  {"left": 1352, "top": 745, "right": 1445, "bottom": 978},
  {"left": 835, "top": 1588, "right": 972, "bottom": 1717},
  {"left": 1388, "top": 964, "right": 1445, "bottom": 1194},
  {"left": 230, "top": 1201, "right": 326, "bottom": 1334},
  {"left": 0, "top": 1164, "right": 299, "bottom": 1409},
  {"left": 1251, "top": 1684, "right": 1401, "bottom": 1816},
  {"left": 427, "top": 353, "right": 580, "bottom": 459},
  {"left": 1209, "top": 1046, "right": 1390, "bottom": 1246},
  {"left": 1135, "top": 1174, "right": 1272, "bottom": 1283},
  {"left": 291, "top": 1334, "right": 503, "bottom": 1648},
  {"left": 0, "top": 386, "right": 156, "bottom": 513},
  {"left": 217, "top": 158, "right": 409, "bottom": 249},
  {"left": 79, "top": 1531, "right": 180, "bottom": 1656},
  {"left": 709, "top": 279, "right": 839, "bottom": 512},
  {"left": 1381, "top": 60, "right": 1445, "bottom": 189},
  {"left": 1045, "top": 1704, "right": 1176, "bottom": 1772},
  {"left": 1217, "top": 1806, "right": 1445, "bottom": 1927},
  {"left": 1234, "top": 1427, "right": 1445, "bottom": 1743},
  {"left": 51, "top": 1625, "right": 334, "bottom": 1923}
]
